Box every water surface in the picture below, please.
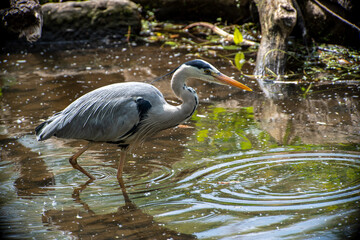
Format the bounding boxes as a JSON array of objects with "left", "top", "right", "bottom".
[{"left": 1, "top": 44, "right": 359, "bottom": 239}]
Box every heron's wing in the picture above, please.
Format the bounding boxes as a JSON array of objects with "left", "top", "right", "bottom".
[
  {"left": 36, "top": 82, "right": 163, "bottom": 142},
  {"left": 55, "top": 96, "right": 141, "bottom": 142}
]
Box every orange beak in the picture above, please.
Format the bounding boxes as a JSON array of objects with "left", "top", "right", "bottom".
[{"left": 214, "top": 73, "right": 253, "bottom": 91}]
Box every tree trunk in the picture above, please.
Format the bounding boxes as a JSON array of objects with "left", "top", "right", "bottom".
[{"left": 253, "top": 0, "right": 297, "bottom": 77}]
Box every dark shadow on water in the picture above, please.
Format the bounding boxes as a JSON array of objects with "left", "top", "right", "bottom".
[{"left": 1, "top": 139, "right": 56, "bottom": 198}]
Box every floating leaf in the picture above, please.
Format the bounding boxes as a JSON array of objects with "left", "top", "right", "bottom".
[
  {"left": 233, "top": 27, "right": 243, "bottom": 45},
  {"left": 234, "top": 52, "right": 245, "bottom": 71}
]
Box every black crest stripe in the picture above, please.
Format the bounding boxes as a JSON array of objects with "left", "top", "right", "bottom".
[{"left": 184, "top": 60, "right": 211, "bottom": 70}]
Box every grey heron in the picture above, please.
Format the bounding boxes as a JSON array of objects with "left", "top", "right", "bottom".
[{"left": 35, "top": 59, "right": 252, "bottom": 181}]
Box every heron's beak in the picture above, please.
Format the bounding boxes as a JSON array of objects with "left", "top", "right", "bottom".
[{"left": 214, "top": 73, "right": 253, "bottom": 91}]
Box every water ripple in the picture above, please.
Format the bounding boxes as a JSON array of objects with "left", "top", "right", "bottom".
[{"left": 174, "top": 152, "right": 360, "bottom": 212}]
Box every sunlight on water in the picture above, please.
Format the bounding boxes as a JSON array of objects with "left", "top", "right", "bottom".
[{"left": 1, "top": 45, "right": 359, "bottom": 239}]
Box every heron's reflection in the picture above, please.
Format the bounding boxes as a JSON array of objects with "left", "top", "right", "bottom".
[{"left": 42, "top": 177, "right": 196, "bottom": 240}]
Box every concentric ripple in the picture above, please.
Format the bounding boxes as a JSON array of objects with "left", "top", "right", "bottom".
[
  {"left": 124, "top": 160, "right": 176, "bottom": 192},
  {"left": 176, "top": 152, "right": 360, "bottom": 212}
]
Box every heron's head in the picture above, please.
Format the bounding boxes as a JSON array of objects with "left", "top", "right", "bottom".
[{"left": 182, "top": 59, "right": 252, "bottom": 91}]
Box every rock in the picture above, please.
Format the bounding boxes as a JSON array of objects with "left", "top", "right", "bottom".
[
  {"left": 0, "top": 0, "right": 43, "bottom": 43},
  {"left": 41, "top": 0, "right": 141, "bottom": 41}
]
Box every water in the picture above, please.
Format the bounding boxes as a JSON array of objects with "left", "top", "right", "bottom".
[{"left": 1, "top": 44, "right": 360, "bottom": 239}]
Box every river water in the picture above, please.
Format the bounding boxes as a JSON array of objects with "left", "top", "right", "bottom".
[{"left": 1, "top": 44, "right": 359, "bottom": 239}]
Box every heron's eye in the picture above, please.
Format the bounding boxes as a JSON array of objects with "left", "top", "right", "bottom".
[{"left": 204, "top": 69, "right": 211, "bottom": 75}]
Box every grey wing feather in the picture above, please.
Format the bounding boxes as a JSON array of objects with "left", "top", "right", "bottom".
[
  {"left": 36, "top": 82, "right": 163, "bottom": 142},
  {"left": 57, "top": 97, "right": 139, "bottom": 141}
]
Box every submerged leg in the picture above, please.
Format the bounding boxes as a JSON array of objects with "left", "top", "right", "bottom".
[
  {"left": 69, "top": 142, "right": 95, "bottom": 180},
  {"left": 117, "top": 151, "right": 130, "bottom": 202}
]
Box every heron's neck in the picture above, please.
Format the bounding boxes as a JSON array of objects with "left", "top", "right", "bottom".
[
  {"left": 169, "top": 69, "right": 199, "bottom": 123},
  {"left": 171, "top": 68, "right": 194, "bottom": 97}
]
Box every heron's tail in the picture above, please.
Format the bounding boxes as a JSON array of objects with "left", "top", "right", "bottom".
[
  {"left": 35, "top": 122, "right": 46, "bottom": 136},
  {"left": 35, "top": 113, "right": 62, "bottom": 141}
]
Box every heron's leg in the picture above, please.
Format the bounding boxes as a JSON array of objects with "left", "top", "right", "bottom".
[
  {"left": 117, "top": 151, "right": 131, "bottom": 202},
  {"left": 117, "top": 151, "right": 127, "bottom": 180},
  {"left": 69, "top": 142, "right": 95, "bottom": 180}
]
